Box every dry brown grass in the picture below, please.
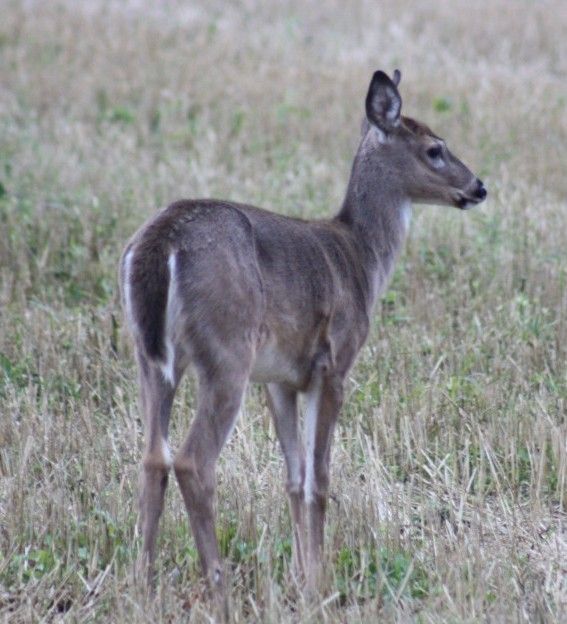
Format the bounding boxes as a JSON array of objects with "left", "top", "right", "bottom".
[{"left": 1, "top": 0, "right": 566, "bottom": 621}]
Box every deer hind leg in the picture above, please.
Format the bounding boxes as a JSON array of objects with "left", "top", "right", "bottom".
[
  {"left": 303, "top": 373, "right": 343, "bottom": 593},
  {"left": 137, "top": 353, "right": 178, "bottom": 588},
  {"left": 266, "top": 383, "right": 306, "bottom": 581},
  {"left": 173, "top": 362, "right": 248, "bottom": 600}
]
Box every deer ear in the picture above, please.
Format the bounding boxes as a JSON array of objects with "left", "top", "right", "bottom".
[{"left": 365, "top": 70, "right": 402, "bottom": 133}]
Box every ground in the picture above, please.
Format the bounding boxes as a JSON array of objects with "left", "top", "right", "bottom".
[{"left": 0, "top": 0, "right": 566, "bottom": 621}]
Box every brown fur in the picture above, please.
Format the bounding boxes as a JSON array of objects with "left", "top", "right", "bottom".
[{"left": 119, "top": 69, "right": 486, "bottom": 603}]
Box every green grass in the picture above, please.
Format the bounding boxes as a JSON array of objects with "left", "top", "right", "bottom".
[{"left": 0, "top": 0, "right": 566, "bottom": 621}]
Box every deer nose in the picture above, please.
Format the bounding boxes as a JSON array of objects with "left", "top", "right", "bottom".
[{"left": 475, "top": 179, "right": 487, "bottom": 200}]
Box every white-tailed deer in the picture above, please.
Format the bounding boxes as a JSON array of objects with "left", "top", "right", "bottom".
[{"left": 119, "top": 70, "right": 486, "bottom": 601}]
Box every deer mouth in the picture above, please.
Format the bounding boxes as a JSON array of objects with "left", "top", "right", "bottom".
[
  {"left": 454, "top": 195, "right": 480, "bottom": 209},
  {"left": 455, "top": 181, "right": 487, "bottom": 209},
  {"left": 454, "top": 195, "right": 486, "bottom": 210}
]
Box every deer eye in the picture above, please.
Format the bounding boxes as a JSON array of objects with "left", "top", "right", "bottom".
[{"left": 426, "top": 145, "right": 443, "bottom": 160}]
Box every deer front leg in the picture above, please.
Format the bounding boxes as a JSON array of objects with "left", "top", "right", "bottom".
[
  {"left": 266, "top": 383, "right": 306, "bottom": 581},
  {"left": 303, "top": 373, "right": 343, "bottom": 593}
]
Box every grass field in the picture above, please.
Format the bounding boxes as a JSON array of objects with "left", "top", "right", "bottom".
[{"left": 1, "top": 0, "right": 566, "bottom": 621}]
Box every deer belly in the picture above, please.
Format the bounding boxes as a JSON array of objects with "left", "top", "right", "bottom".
[{"left": 250, "top": 343, "right": 305, "bottom": 386}]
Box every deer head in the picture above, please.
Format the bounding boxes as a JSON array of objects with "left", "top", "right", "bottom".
[{"left": 362, "top": 70, "right": 487, "bottom": 209}]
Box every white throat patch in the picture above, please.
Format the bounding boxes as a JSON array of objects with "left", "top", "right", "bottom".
[{"left": 401, "top": 200, "right": 412, "bottom": 235}]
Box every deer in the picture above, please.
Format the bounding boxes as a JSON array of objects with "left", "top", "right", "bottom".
[{"left": 119, "top": 69, "right": 487, "bottom": 605}]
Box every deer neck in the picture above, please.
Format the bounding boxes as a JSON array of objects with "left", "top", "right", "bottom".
[{"left": 336, "top": 151, "right": 411, "bottom": 305}]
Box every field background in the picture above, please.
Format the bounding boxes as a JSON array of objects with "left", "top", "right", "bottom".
[{"left": 1, "top": 0, "right": 566, "bottom": 621}]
